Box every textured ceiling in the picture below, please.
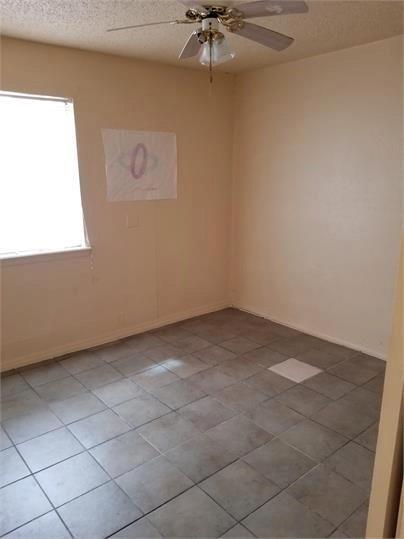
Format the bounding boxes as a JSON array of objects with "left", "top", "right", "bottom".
[{"left": 0, "top": 0, "right": 403, "bottom": 73}]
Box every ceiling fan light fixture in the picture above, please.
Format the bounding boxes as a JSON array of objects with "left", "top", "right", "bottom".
[{"left": 198, "top": 35, "right": 235, "bottom": 66}]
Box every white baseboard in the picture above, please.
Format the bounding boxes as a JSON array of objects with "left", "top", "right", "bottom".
[
  {"left": 1, "top": 300, "right": 230, "bottom": 372},
  {"left": 232, "top": 302, "right": 387, "bottom": 361},
  {"left": 3, "top": 299, "right": 387, "bottom": 372}
]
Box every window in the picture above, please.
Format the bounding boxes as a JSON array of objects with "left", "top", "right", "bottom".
[{"left": 0, "top": 92, "right": 88, "bottom": 258}]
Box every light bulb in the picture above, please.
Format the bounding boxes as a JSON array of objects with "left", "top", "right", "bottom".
[{"left": 198, "top": 36, "right": 235, "bottom": 66}]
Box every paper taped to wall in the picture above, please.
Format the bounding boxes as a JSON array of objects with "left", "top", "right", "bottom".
[{"left": 102, "top": 129, "right": 177, "bottom": 201}]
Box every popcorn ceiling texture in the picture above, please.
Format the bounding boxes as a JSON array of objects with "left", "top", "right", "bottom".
[{"left": 0, "top": 0, "right": 402, "bottom": 73}]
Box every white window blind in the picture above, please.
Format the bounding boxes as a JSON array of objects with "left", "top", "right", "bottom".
[{"left": 0, "top": 92, "right": 88, "bottom": 257}]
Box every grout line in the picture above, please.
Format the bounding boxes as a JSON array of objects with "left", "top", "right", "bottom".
[{"left": 1, "top": 311, "right": 383, "bottom": 538}]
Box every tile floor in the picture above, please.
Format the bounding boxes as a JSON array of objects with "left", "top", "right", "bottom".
[{"left": 0, "top": 308, "right": 384, "bottom": 538}]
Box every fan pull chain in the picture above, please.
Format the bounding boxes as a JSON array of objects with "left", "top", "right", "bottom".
[{"left": 209, "top": 31, "right": 213, "bottom": 85}]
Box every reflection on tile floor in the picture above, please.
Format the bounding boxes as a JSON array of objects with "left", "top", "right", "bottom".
[{"left": 1, "top": 308, "right": 384, "bottom": 538}]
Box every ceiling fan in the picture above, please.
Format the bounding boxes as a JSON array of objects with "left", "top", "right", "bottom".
[{"left": 107, "top": 1, "right": 308, "bottom": 73}]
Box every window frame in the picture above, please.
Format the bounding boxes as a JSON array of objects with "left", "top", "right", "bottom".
[{"left": 0, "top": 90, "right": 91, "bottom": 261}]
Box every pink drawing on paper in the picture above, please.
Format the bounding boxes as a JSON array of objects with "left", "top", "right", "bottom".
[{"left": 102, "top": 129, "right": 177, "bottom": 201}]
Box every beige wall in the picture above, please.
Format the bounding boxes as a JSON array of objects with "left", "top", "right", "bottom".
[
  {"left": 0, "top": 38, "right": 234, "bottom": 371},
  {"left": 232, "top": 36, "right": 403, "bottom": 359},
  {"left": 1, "top": 35, "right": 402, "bottom": 371}
]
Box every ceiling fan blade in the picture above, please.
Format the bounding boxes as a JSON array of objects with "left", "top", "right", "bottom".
[
  {"left": 235, "top": 1, "right": 308, "bottom": 18},
  {"left": 107, "top": 20, "right": 188, "bottom": 32},
  {"left": 232, "top": 21, "right": 293, "bottom": 50},
  {"left": 179, "top": 31, "right": 202, "bottom": 59}
]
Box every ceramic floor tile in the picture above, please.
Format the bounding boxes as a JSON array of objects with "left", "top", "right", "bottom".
[
  {"left": 221, "top": 337, "right": 260, "bottom": 355},
  {"left": 2, "top": 511, "right": 71, "bottom": 539},
  {"left": 287, "top": 464, "right": 367, "bottom": 527},
  {"left": 21, "top": 363, "right": 69, "bottom": 387},
  {"left": 266, "top": 324, "right": 303, "bottom": 339},
  {"left": 153, "top": 325, "right": 195, "bottom": 343},
  {"left": 329, "top": 529, "right": 350, "bottom": 538},
  {"left": 137, "top": 412, "right": 200, "bottom": 452},
  {"left": 240, "top": 327, "right": 280, "bottom": 345},
  {"left": 168, "top": 334, "right": 212, "bottom": 354},
  {"left": 279, "top": 419, "right": 348, "bottom": 460},
  {"left": 186, "top": 367, "right": 237, "bottom": 394},
  {"left": 303, "top": 372, "right": 356, "bottom": 400},
  {"left": 59, "top": 351, "right": 104, "bottom": 374},
  {"left": 311, "top": 398, "right": 376, "bottom": 439},
  {"left": 143, "top": 344, "right": 186, "bottom": 363},
  {"left": 193, "top": 345, "right": 237, "bottom": 366},
  {"left": 59, "top": 481, "right": 142, "bottom": 538},
  {"left": 191, "top": 326, "right": 239, "bottom": 345},
  {"left": 316, "top": 343, "right": 358, "bottom": 361},
  {"left": 342, "top": 387, "right": 381, "bottom": 420},
  {"left": 75, "top": 364, "right": 122, "bottom": 390},
  {"left": 214, "top": 382, "right": 268, "bottom": 412},
  {"left": 160, "top": 354, "right": 209, "bottom": 378},
  {"left": 165, "top": 432, "right": 237, "bottom": 482},
  {"left": 35, "top": 452, "right": 109, "bottom": 507},
  {"left": 328, "top": 359, "right": 378, "bottom": 386},
  {"left": 1, "top": 374, "right": 30, "bottom": 399},
  {"left": 92, "top": 378, "right": 146, "bottom": 407},
  {"left": 49, "top": 392, "right": 106, "bottom": 424},
  {"left": 0, "top": 476, "right": 52, "bottom": 536},
  {"left": 3, "top": 408, "right": 63, "bottom": 444},
  {"left": 124, "top": 333, "right": 163, "bottom": 353},
  {"left": 200, "top": 460, "right": 279, "bottom": 520},
  {"left": 221, "top": 524, "right": 255, "bottom": 538},
  {"left": 242, "top": 347, "right": 288, "bottom": 368},
  {"left": 111, "top": 354, "right": 157, "bottom": 377},
  {"left": 244, "top": 370, "right": 295, "bottom": 397},
  {"left": 269, "top": 358, "right": 322, "bottom": 383},
  {"left": 0, "top": 447, "right": 30, "bottom": 487},
  {"left": 216, "top": 358, "right": 264, "bottom": 382},
  {"left": 93, "top": 342, "right": 133, "bottom": 363},
  {"left": 116, "top": 455, "right": 193, "bottom": 513},
  {"left": 267, "top": 337, "right": 314, "bottom": 357},
  {"left": 1, "top": 389, "right": 47, "bottom": 421},
  {"left": 113, "top": 395, "right": 171, "bottom": 428},
  {"left": 355, "top": 422, "right": 379, "bottom": 452},
  {"left": 339, "top": 502, "right": 369, "bottom": 538},
  {"left": 206, "top": 414, "right": 272, "bottom": 457},
  {"left": 295, "top": 349, "right": 345, "bottom": 370},
  {"left": 242, "top": 491, "right": 334, "bottom": 538},
  {"left": 90, "top": 430, "right": 158, "bottom": 477},
  {"left": 363, "top": 373, "right": 385, "bottom": 394},
  {"left": 177, "top": 396, "right": 237, "bottom": 431},
  {"left": 17, "top": 427, "right": 83, "bottom": 472},
  {"left": 243, "top": 438, "right": 316, "bottom": 488},
  {"left": 0, "top": 426, "right": 12, "bottom": 450},
  {"left": 245, "top": 399, "right": 304, "bottom": 435},
  {"left": 1, "top": 312, "right": 368, "bottom": 539},
  {"left": 68, "top": 409, "right": 130, "bottom": 448},
  {"left": 112, "top": 517, "right": 162, "bottom": 538},
  {"left": 324, "top": 441, "right": 375, "bottom": 490},
  {"left": 352, "top": 353, "right": 385, "bottom": 373},
  {"left": 151, "top": 379, "right": 206, "bottom": 410},
  {"left": 148, "top": 486, "right": 236, "bottom": 538},
  {"left": 275, "top": 385, "right": 331, "bottom": 416},
  {"left": 131, "top": 365, "right": 179, "bottom": 390},
  {"left": 35, "top": 376, "right": 86, "bottom": 402}
]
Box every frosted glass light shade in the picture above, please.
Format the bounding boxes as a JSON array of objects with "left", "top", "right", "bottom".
[{"left": 198, "top": 37, "right": 235, "bottom": 66}]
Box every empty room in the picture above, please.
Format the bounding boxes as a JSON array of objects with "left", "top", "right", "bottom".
[{"left": 0, "top": 1, "right": 403, "bottom": 538}]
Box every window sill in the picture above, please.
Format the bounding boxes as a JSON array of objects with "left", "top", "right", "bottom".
[{"left": 0, "top": 246, "right": 92, "bottom": 267}]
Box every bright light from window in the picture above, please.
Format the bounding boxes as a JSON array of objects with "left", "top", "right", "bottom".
[{"left": 0, "top": 92, "right": 88, "bottom": 257}]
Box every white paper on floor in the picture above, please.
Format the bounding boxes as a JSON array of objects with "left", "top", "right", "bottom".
[
  {"left": 269, "top": 358, "right": 322, "bottom": 383},
  {"left": 102, "top": 129, "right": 177, "bottom": 201}
]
